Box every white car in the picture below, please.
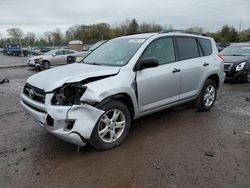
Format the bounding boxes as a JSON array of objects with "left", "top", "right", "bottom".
[{"left": 27, "top": 49, "right": 77, "bottom": 69}]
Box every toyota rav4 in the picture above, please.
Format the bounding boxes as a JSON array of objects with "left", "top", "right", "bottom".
[{"left": 21, "top": 31, "right": 225, "bottom": 150}]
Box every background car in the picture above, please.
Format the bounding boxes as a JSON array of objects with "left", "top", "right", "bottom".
[
  {"left": 27, "top": 49, "right": 77, "bottom": 69},
  {"left": 67, "top": 40, "right": 107, "bottom": 64},
  {"left": 221, "top": 43, "right": 250, "bottom": 82},
  {"left": 216, "top": 42, "right": 230, "bottom": 52},
  {"left": 28, "top": 47, "right": 41, "bottom": 55}
]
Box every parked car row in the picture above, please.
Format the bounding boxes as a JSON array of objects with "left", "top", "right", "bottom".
[{"left": 26, "top": 41, "right": 106, "bottom": 69}]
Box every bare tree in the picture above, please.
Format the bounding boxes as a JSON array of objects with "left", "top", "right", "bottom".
[
  {"left": 52, "top": 28, "right": 63, "bottom": 46},
  {"left": 25, "top": 32, "right": 36, "bottom": 45},
  {"left": 44, "top": 31, "right": 53, "bottom": 45},
  {"left": 6, "top": 28, "right": 23, "bottom": 42}
]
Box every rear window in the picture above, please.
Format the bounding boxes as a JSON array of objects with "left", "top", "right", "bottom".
[
  {"left": 176, "top": 37, "right": 199, "bottom": 60},
  {"left": 198, "top": 38, "right": 212, "bottom": 56}
]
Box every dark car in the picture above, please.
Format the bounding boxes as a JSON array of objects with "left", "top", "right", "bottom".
[
  {"left": 221, "top": 43, "right": 250, "bottom": 82},
  {"left": 67, "top": 40, "right": 107, "bottom": 64}
]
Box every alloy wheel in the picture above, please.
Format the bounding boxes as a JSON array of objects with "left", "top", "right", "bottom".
[
  {"left": 203, "top": 84, "right": 216, "bottom": 107},
  {"left": 98, "top": 109, "right": 126, "bottom": 143}
]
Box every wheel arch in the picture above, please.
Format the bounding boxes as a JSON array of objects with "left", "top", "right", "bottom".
[
  {"left": 95, "top": 93, "right": 135, "bottom": 120},
  {"left": 42, "top": 59, "right": 50, "bottom": 65},
  {"left": 206, "top": 74, "right": 219, "bottom": 89}
]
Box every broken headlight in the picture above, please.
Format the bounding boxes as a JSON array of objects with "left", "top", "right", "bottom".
[{"left": 51, "top": 83, "right": 87, "bottom": 106}]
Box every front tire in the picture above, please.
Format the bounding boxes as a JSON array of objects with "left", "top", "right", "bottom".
[
  {"left": 195, "top": 79, "right": 217, "bottom": 111},
  {"left": 42, "top": 61, "right": 50, "bottom": 70},
  {"left": 245, "top": 69, "right": 250, "bottom": 83},
  {"left": 90, "top": 100, "right": 131, "bottom": 150}
]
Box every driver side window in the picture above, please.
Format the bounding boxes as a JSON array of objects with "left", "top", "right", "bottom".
[{"left": 142, "top": 37, "right": 175, "bottom": 65}]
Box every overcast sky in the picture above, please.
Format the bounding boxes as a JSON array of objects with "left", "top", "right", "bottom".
[{"left": 0, "top": 0, "right": 249, "bottom": 37}]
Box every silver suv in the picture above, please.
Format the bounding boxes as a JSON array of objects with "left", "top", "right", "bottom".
[{"left": 21, "top": 31, "right": 225, "bottom": 150}]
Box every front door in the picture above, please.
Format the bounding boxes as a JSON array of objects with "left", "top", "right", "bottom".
[{"left": 136, "top": 37, "right": 181, "bottom": 112}]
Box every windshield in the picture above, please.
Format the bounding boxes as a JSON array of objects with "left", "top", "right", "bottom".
[
  {"left": 221, "top": 46, "right": 250, "bottom": 56},
  {"left": 84, "top": 38, "right": 146, "bottom": 66},
  {"left": 89, "top": 41, "right": 106, "bottom": 51},
  {"left": 44, "top": 50, "right": 57, "bottom": 56}
]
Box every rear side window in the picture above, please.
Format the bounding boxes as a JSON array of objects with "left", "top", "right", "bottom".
[
  {"left": 176, "top": 37, "right": 199, "bottom": 60},
  {"left": 55, "top": 50, "right": 64, "bottom": 55},
  {"left": 142, "top": 37, "right": 175, "bottom": 65},
  {"left": 198, "top": 38, "right": 212, "bottom": 56},
  {"left": 64, "top": 50, "right": 74, "bottom": 54}
]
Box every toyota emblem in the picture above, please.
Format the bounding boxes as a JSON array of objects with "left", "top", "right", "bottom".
[{"left": 29, "top": 89, "right": 35, "bottom": 99}]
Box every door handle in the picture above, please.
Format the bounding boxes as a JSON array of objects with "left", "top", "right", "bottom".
[
  {"left": 203, "top": 62, "right": 210, "bottom": 67},
  {"left": 172, "top": 68, "right": 181, "bottom": 73}
]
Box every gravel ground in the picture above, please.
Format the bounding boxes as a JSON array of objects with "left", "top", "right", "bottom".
[{"left": 0, "top": 67, "right": 249, "bottom": 188}]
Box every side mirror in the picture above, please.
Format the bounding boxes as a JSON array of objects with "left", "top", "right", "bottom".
[
  {"left": 135, "top": 57, "right": 159, "bottom": 71},
  {"left": 52, "top": 53, "right": 56, "bottom": 57}
]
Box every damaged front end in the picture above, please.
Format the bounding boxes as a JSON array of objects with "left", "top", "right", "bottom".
[
  {"left": 20, "top": 76, "right": 119, "bottom": 146},
  {"left": 20, "top": 62, "right": 137, "bottom": 147}
]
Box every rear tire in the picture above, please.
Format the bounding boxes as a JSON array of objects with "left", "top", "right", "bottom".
[
  {"left": 90, "top": 100, "right": 131, "bottom": 150},
  {"left": 195, "top": 79, "right": 217, "bottom": 111}
]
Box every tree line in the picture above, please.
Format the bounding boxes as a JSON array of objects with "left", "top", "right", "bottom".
[{"left": 0, "top": 19, "right": 250, "bottom": 48}]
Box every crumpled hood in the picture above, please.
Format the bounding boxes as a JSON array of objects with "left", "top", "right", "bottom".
[
  {"left": 28, "top": 55, "right": 44, "bottom": 61},
  {"left": 26, "top": 63, "right": 120, "bottom": 92},
  {"left": 224, "top": 56, "right": 249, "bottom": 65}
]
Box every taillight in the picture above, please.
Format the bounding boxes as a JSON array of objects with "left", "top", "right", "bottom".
[{"left": 218, "top": 54, "right": 224, "bottom": 61}]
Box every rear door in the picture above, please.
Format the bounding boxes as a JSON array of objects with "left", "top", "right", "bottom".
[
  {"left": 52, "top": 50, "right": 64, "bottom": 65},
  {"left": 63, "top": 50, "right": 76, "bottom": 64},
  {"left": 136, "top": 37, "right": 181, "bottom": 112},
  {"left": 175, "top": 36, "right": 211, "bottom": 100}
]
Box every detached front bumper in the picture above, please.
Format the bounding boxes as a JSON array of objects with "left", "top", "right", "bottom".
[
  {"left": 21, "top": 93, "right": 104, "bottom": 146},
  {"left": 27, "top": 60, "right": 36, "bottom": 67}
]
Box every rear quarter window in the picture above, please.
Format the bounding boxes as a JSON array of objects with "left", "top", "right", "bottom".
[
  {"left": 198, "top": 38, "right": 212, "bottom": 56},
  {"left": 176, "top": 37, "right": 199, "bottom": 60}
]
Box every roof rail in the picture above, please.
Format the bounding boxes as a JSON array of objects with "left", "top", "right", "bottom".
[{"left": 160, "top": 30, "right": 207, "bottom": 36}]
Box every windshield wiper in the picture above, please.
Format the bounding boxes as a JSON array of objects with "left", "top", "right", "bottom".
[
  {"left": 232, "top": 54, "right": 245, "bottom": 56},
  {"left": 85, "top": 62, "right": 102, "bottom": 66}
]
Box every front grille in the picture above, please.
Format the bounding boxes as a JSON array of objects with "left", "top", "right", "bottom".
[
  {"left": 22, "top": 100, "right": 46, "bottom": 113},
  {"left": 23, "top": 83, "right": 46, "bottom": 103},
  {"left": 224, "top": 63, "right": 233, "bottom": 71}
]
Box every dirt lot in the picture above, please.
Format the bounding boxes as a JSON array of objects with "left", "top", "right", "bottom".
[{"left": 0, "top": 67, "right": 249, "bottom": 188}]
